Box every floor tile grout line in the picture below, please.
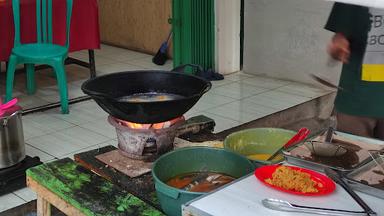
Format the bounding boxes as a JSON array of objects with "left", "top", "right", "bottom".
[
  {"left": 24, "top": 125, "right": 79, "bottom": 143},
  {"left": 11, "top": 193, "right": 29, "bottom": 203},
  {"left": 77, "top": 124, "right": 116, "bottom": 140},
  {"left": 25, "top": 143, "right": 57, "bottom": 160}
]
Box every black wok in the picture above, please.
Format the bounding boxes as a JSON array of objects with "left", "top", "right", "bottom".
[{"left": 81, "top": 65, "right": 212, "bottom": 123}]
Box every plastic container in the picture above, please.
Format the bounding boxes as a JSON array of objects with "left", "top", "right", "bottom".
[
  {"left": 224, "top": 128, "right": 296, "bottom": 165},
  {"left": 152, "top": 147, "right": 254, "bottom": 216}
]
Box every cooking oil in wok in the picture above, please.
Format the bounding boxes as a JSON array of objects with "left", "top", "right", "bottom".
[
  {"left": 118, "top": 92, "right": 185, "bottom": 103},
  {"left": 166, "top": 172, "right": 235, "bottom": 192}
]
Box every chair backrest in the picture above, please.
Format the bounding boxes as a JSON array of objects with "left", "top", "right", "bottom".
[{"left": 12, "top": 0, "right": 73, "bottom": 48}]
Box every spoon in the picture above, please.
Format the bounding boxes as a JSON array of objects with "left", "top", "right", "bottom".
[{"left": 267, "top": 128, "right": 310, "bottom": 161}]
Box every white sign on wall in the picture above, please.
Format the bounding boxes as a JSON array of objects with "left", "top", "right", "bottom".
[{"left": 327, "top": 0, "right": 384, "bottom": 9}]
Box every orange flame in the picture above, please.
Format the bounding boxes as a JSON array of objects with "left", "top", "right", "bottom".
[{"left": 117, "top": 116, "right": 185, "bottom": 129}]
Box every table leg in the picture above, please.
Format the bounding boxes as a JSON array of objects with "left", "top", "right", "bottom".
[
  {"left": 37, "top": 195, "right": 51, "bottom": 216},
  {"left": 88, "top": 50, "right": 96, "bottom": 78}
]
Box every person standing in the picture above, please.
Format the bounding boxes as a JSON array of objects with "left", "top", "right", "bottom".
[{"left": 325, "top": 2, "right": 384, "bottom": 139}]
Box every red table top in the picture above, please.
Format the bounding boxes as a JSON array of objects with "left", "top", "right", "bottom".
[{"left": 0, "top": 0, "right": 100, "bottom": 61}]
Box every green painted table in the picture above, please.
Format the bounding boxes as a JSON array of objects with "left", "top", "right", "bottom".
[{"left": 26, "top": 158, "right": 164, "bottom": 216}]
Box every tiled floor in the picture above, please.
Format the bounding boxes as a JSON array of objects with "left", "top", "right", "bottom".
[{"left": 0, "top": 44, "right": 333, "bottom": 213}]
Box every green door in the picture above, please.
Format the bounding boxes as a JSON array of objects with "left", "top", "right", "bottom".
[{"left": 172, "top": 0, "right": 215, "bottom": 74}]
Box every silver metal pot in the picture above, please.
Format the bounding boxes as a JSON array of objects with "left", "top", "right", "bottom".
[{"left": 0, "top": 105, "right": 25, "bottom": 169}]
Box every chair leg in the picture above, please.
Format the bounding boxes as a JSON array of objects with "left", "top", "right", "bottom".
[
  {"left": 25, "top": 64, "right": 36, "bottom": 95},
  {"left": 5, "top": 56, "right": 18, "bottom": 102},
  {"left": 52, "top": 60, "right": 69, "bottom": 114},
  {"left": 88, "top": 50, "right": 96, "bottom": 78}
]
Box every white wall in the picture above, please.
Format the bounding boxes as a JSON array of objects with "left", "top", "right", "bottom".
[
  {"left": 215, "top": 0, "right": 241, "bottom": 74},
  {"left": 243, "top": 0, "right": 342, "bottom": 85}
]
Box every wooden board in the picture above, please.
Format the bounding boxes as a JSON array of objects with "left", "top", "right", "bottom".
[
  {"left": 26, "top": 158, "right": 164, "bottom": 216},
  {"left": 95, "top": 150, "right": 152, "bottom": 178},
  {"left": 74, "top": 146, "right": 160, "bottom": 209}
]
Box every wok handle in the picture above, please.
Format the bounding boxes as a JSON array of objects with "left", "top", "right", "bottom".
[
  {"left": 171, "top": 64, "right": 204, "bottom": 75},
  {"left": 202, "top": 82, "right": 212, "bottom": 94}
]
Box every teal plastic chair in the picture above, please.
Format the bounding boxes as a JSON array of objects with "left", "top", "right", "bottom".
[{"left": 6, "top": 0, "right": 73, "bottom": 114}]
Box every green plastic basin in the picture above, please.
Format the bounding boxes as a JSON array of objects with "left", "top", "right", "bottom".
[
  {"left": 224, "top": 128, "right": 296, "bottom": 165},
  {"left": 152, "top": 147, "right": 254, "bottom": 216}
]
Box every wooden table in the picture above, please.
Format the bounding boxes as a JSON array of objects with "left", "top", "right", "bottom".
[{"left": 26, "top": 157, "right": 164, "bottom": 216}]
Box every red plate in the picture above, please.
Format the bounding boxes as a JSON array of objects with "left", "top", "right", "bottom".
[{"left": 254, "top": 165, "right": 336, "bottom": 196}]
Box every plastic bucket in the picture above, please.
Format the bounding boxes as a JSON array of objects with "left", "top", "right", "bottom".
[
  {"left": 152, "top": 147, "right": 254, "bottom": 216},
  {"left": 224, "top": 128, "right": 296, "bottom": 165}
]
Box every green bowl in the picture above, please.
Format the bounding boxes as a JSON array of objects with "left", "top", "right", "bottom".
[
  {"left": 224, "top": 128, "right": 296, "bottom": 165},
  {"left": 152, "top": 147, "right": 254, "bottom": 216}
]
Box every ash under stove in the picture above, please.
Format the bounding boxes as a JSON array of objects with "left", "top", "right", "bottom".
[{"left": 0, "top": 156, "right": 42, "bottom": 196}]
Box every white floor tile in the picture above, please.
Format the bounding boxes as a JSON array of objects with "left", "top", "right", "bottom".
[
  {"left": 198, "top": 92, "right": 237, "bottom": 107},
  {"left": 128, "top": 57, "right": 173, "bottom": 71},
  {"left": 199, "top": 112, "right": 242, "bottom": 133},
  {"left": 205, "top": 101, "right": 271, "bottom": 123},
  {"left": 0, "top": 193, "right": 26, "bottom": 212},
  {"left": 25, "top": 144, "right": 55, "bottom": 162},
  {"left": 79, "top": 120, "right": 117, "bottom": 139},
  {"left": 47, "top": 106, "right": 108, "bottom": 125},
  {"left": 276, "top": 83, "right": 332, "bottom": 98},
  {"left": 13, "top": 188, "right": 37, "bottom": 202},
  {"left": 94, "top": 56, "right": 119, "bottom": 67},
  {"left": 210, "top": 78, "right": 236, "bottom": 89},
  {"left": 96, "top": 62, "right": 146, "bottom": 75},
  {"left": 99, "top": 50, "right": 152, "bottom": 62},
  {"left": 257, "top": 90, "right": 313, "bottom": 107},
  {"left": 23, "top": 114, "right": 75, "bottom": 140},
  {"left": 210, "top": 82, "right": 269, "bottom": 99},
  {"left": 223, "top": 71, "right": 254, "bottom": 81},
  {"left": 238, "top": 76, "right": 291, "bottom": 89},
  {"left": 42, "top": 84, "right": 86, "bottom": 103},
  {"left": 27, "top": 126, "right": 110, "bottom": 158}
]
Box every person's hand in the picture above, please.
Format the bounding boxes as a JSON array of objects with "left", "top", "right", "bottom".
[{"left": 327, "top": 33, "right": 350, "bottom": 63}]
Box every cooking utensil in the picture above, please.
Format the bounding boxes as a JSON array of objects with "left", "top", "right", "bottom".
[
  {"left": 368, "top": 150, "right": 384, "bottom": 171},
  {"left": 304, "top": 127, "right": 347, "bottom": 157},
  {"left": 262, "top": 198, "right": 367, "bottom": 215},
  {"left": 0, "top": 98, "right": 18, "bottom": 116},
  {"left": 267, "top": 127, "right": 310, "bottom": 161},
  {"left": 325, "top": 127, "right": 335, "bottom": 143},
  {"left": 0, "top": 105, "right": 25, "bottom": 168},
  {"left": 152, "top": 147, "right": 254, "bottom": 216},
  {"left": 223, "top": 128, "right": 297, "bottom": 165},
  {"left": 305, "top": 140, "right": 348, "bottom": 157},
  {"left": 310, "top": 74, "right": 344, "bottom": 91},
  {"left": 255, "top": 165, "right": 336, "bottom": 196},
  {"left": 324, "top": 168, "right": 377, "bottom": 216},
  {"left": 81, "top": 65, "right": 212, "bottom": 123}
]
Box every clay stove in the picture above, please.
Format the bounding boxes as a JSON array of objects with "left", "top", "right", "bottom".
[{"left": 108, "top": 116, "right": 186, "bottom": 161}]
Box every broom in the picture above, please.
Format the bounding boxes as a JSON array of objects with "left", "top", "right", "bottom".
[{"left": 152, "top": 30, "right": 172, "bottom": 66}]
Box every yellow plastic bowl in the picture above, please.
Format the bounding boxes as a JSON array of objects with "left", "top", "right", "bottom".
[{"left": 224, "top": 128, "right": 296, "bottom": 165}]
